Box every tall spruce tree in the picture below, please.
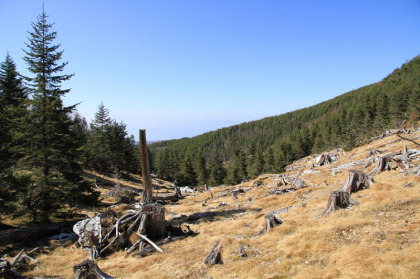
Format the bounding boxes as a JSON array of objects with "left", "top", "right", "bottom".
[
  {"left": 194, "top": 152, "right": 208, "bottom": 186},
  {"left": 21, "top": 9, "right": 96, "bottom": 222},
  {"left": 208, "top": 152, "right": 226, "bottom": 186},
  {"left": 0, "top": 54, "right": 28, "bottom": 215},
  {"left": 177, "top": 150, "right": 197, "bottom": 186},
  {"left": 86, "top": 103, "right": 112, "bottom": 170},
  {"left": 0, "top": 53, "right": 27, "bottom": 168}
]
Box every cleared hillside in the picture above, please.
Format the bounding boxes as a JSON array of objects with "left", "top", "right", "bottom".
[{"left": 10, "top": 129, "right": 420, "bottom": 278}]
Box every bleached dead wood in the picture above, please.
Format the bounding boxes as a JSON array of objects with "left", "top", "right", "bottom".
[
  {"left": 321, "top": 170, "right": 373, "bottom": 217},
  {"left": 315, "top": 153, "right": 335, "bottom": 166},
  {"left": 264, "top": 213, "right": 283, "bottom": 232},
  {"left": 238, "top": 245, "right": 248, "bottom": 257},
  {"left": 266, "top": 178, "right": 307, "bottom": 196},
  {"left": 73, "top": 259, "right": 115, "bottom": 279},
  {"left": 149, "top": 193, "right": 179, "bottom": 202},
  {"left": 0, "top": 258, "right": 25, "bottom": 279},
  {"left": 136, "top": 233, "right": 163, "bottom": 252},
  {"left": 204, "top": 239, "right": 223, "bottom": 265},
  {"left": 369, "top": 156, "right": 392, "bottom": 176},
  {"left": 74, "top": 203, "right": 167, "bottom": 259},
  {"left": 11, "top": 249, "right": 25, "bottom": 267},
  {"left": 217, "top": 186, "right": 251, "bottom": 198},
  {"left": 332, "top": 158, "right": 371, "bottom": 171}
]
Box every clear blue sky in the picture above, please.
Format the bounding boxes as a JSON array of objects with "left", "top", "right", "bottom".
[{"left": 1, "top": 0, "right": 419, "bottom": 141}]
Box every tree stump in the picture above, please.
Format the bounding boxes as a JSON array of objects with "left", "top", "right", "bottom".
[
  {"left": 204, "top": 239, "right": 223, "bottom": 265},
  {"left": 264, "top": 213, "right": 283, "bottom": 232},
  {"left": 369, "top": 157, "right": 391, "bottom": 176},
  {"left": 73, "top": 259, "right": 115, "bottom": 279},
  {"left": 143, "top": 203, "right": 166, "bottom": 240},
  {"left": 238, "top": 245, "right": 248, "bottom": 257},
  {"left": 321, "top": 170, "right": 370, "bottom": 216},
  {"left": 339, "top": 170, "right": 373, "bottom": 194}
]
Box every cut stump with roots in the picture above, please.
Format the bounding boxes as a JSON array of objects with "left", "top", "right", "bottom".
[{"left": 321, "top": 170, "right": 373, "bottom": 217}]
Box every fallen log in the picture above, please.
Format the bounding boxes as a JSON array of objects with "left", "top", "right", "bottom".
[
  {"left": 0, "top": 220, "right": 79, "bottom": 246},
  {"left": 73, "top": 259, "right": 115, "bottom": 279},
  {"left": 149, "top": 193, "right": 179, "bottom": 202},
  {"left": 265, "top": 178, "right": 307, "bottom": 196}
]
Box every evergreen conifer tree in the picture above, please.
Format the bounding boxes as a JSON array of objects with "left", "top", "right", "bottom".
[
  {"left": 86, "top": 103, "right": 112, "bottom": 170},
  {"left": 194, "top": 152, "right": 208, "bottom": 186},
  {"left": 21, "top": 9, "right": 97, "bottom": 222},
  {"left": 0, "top": 53, "right": 27, "bottom": 168},
  {"left": 208, "top": 153, "right": 226, "bottom": 186},
  {"left": 0, "top": 54, "right": 28, "bottom": 215}
]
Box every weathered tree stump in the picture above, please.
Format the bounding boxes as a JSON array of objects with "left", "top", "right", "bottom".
[
  {"left": 238, "top": 245, "right": 248, "bottom": 257},
  {"left": 264, "top": 213, "right": 283, "bottom": 232},
  {"left": 316, "top": 153, "right": 334, "bottom": 166},
  {"left": 204, "top": 239, "right": 223, "bottom": 265},
  {"left": 143, "top": 203, "right": 166, "bottom": 240},
  {"left": 321, "top": 170, "right": 371, "bottom": 216},
  {"left": 73, "top": 259, "right": 115, "bottom": 279},
  {"left": 339, "top": 170, "right": 373, "bottom": 194},
  {"left": 369, "top": 157, "right": 391, "bottom": 176}
]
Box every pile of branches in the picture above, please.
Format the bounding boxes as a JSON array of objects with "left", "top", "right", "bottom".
[
  {"left": 368, "top": 144, "right": 420, "bottom": 176},
  {"left": 73, "top": 202, "right": 195, "bottom": 260}
]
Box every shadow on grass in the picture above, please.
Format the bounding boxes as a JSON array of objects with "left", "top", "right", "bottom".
[{"left": 170, "top": 207, "right": 262, "bottom": 226}]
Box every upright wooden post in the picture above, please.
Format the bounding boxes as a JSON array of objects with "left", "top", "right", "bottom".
[{"left": 140, "top": 129, "right": 152, "bottom": 202}]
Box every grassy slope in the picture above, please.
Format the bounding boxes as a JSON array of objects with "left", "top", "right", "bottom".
[{"left": 18, "top": 132, "right": 420, "bottom": 278}]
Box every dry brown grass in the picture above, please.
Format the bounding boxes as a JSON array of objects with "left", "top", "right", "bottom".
[{"left": 12, "top": 133, "right": 420, "bottom": 278}]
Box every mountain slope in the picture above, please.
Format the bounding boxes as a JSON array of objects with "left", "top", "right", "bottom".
[
  {"left": 18, "top": 129, "right": 420, "bottom": 278},
  {"left": 150, "top": 56, "right": 420, "bottom": 183}
]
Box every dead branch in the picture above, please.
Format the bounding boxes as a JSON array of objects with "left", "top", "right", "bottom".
[{"left": 136, "top": 233, "right": 163, "bottom": 252}]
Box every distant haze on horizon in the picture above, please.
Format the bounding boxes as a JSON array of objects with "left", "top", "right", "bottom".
[{"left": 1, "top": 0, "right": 419, "bottom": 141}]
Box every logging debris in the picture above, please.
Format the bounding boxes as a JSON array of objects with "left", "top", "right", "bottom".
[
  {"left": 266, "top": 177, "right": 307, "bottom": 196},
  {"left": 73, "top": 202, "right": 197, "bottom": 259},
  {"left": 217, "top": 186, "right": 252, "bottom": 198}
]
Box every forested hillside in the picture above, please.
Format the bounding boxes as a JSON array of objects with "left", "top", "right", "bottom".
[
  {"left": 150, "top": 56, "right": 420, "bottom": 186},
  {"left": 0, "top": 11, "right": 139, "bottom": 224}
]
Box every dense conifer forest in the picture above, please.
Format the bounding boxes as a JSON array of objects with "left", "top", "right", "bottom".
[{"left": 149, "top": 56, "right": 420, "bottom": 186}]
